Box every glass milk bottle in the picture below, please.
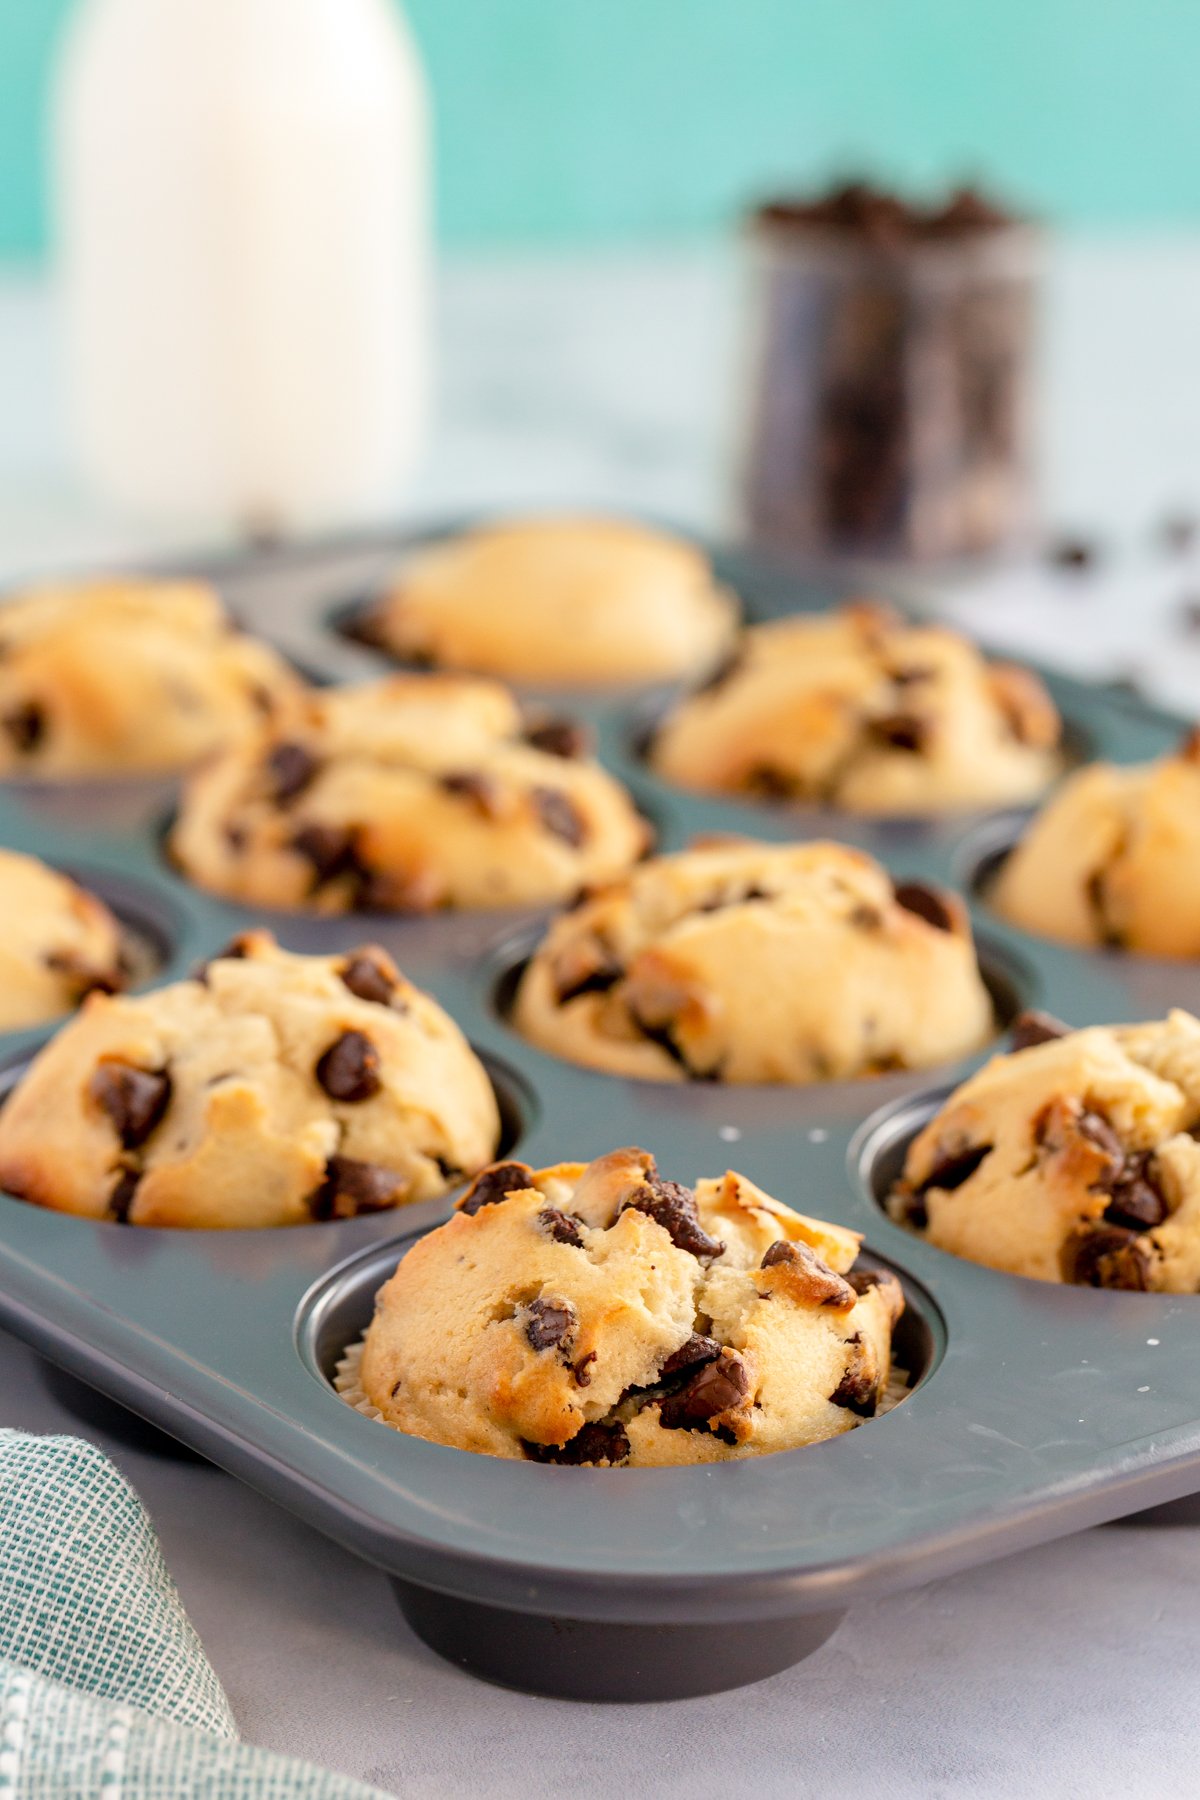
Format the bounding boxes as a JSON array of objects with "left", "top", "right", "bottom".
[{"left": 52, "top": 0, "right": 430, "bottom": 534}]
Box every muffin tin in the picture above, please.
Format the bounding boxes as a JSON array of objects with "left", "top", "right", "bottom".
[{"left": 2, "top": 531, "right": 1200, "bottom": 1703}]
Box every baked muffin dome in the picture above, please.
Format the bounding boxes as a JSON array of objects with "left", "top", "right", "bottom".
[
  {"left": 890, "top": 1009, "right": 1200, "bottom": 1291},
  {"left": 0, "top": 848, "right": 127, "bottom": 1030},
  {"left": 992, "top": 730, "right": 1200, "bottom": 956},
  {"left": 513, "top": 839, "right": 994, "bottom": 1083},
  {"left": 0, "top": 932, "right": 500, "bottom": 1228},
  {"left": 170, "top": 673, "right": 649, "bottom": 914},
  {"left": 650, "top": 602, "right": 1062, "bottom": 814},
  {"left": 351, "top": 516, "right": 739, "bottom": 686},
  {"left": 350, "top": 1147, "right": 905, "bottom": 1465},
  {"left": 0, "top": 577, "right": 300, "bottom": 777}
]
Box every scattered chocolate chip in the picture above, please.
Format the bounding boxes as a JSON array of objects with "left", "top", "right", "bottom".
[
  {"left": 315, "top": 1030, "right": 381, "bottom": 1103},
  {"left": 440, "top": 769, "right": 504, "bottom": 818},
  {"left": 623, "top": 1174, "right": 725, "bottom": 1259},
  {"left": 1061, "top": 1223, "right": 1152, "bottom": 1290},
  {"left": 1010, "top": 1010, "right": 1071, "bottom": 1051},
  {"left": 339, "top": 951, "right": 397, "bottom": 1007},
  {"left": 336, "top": 606, "right": 395, "bottom": 653},
  {"left": 893, "top": 881, "right": 956, "bottom": 933},
  {"left": 830, "top": 1333, "right": 879, "bottom": 1417},
  {"left": 1101, "top": 1151, "right": 1169, "bottom": 1231},
  {"left": 573, "top": 1351, "right": 597, "bottom": 1387},
  {"left": 523, "top": 717, "right": 592, "bottom": 759},
  {"left": 744, "top": 764, "right": 799, "bottom": 801},
  {"left": 1047, "top": 535, "right": 1098, "bottom": 572},
  {"left": 107, "top": 1168, "right": 141, "bottom": 1225},
  {"left": 89, "top": 1063, "right": 172, "bottom": 1148},
  {"left": 291, "top": 823, "right": 357, "bottom": 888},
  {"left": 266, "top": 741, "right": 319, "bottom": 804},
  {"left": 659, "top": 1334, "right": 720, "bottom": 1378},
  {"left": 920, "top": 1141, "right": 993, "bottom": 1193},
  {"left": 2, "top": 701, "right": 44, "bottom": 755},
  {"left": 525, "top": 1297, "right": 575, "bottom": 1352},
  {"left": 871, "top": 712, "right": 926, "bottom": 753},
  {"left": 223, "top": 822, "right": 247, "bottom": 853},
  {"left": 889, "top": 664, "right": 936, "bottom": 686},
  {"left": 458, "top": 1160, "right": 534, "bottom": 1215},
  {"left": 1076, "top": 1109, "right": 1125, "bottom": 1168},
  {"left": 850, "top": 904, "right": 884, "bottom": 930},
  {"left": 523, "top": 1422, "right": 631, "bottom": 1466},
  {"left": 354, "top": 865, "right": 442, "bottom": 914},
  {"left": 539, "top": 1207, "right": 585, "bottom": 1247},
  {"left": 760, "top": 1239, "right": 857, "bottom": 1307},
  {"left": 531, "top": 786, "right": 587, "bottom": 847},
  {"left": 434, "top": 1157, "right": 463, "bottom": 1184},
  {"left": 308, "top": 1156, "right": 404, "bottom": 1220},
  {"left": 43, "top": 949, "right": 123, "bottom": 999},
  {"left": 658, "top": 1348, "right": 750, "bottom": 1431}
]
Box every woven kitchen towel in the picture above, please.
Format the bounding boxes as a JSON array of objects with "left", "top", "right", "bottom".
[{"left": 0, "top": 1429, "right": 387, "bottom": 1798}]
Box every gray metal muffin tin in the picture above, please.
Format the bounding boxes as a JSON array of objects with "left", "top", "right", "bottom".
[{"left": 2, "top": 531, "right": 1200, "bottom": 1703}]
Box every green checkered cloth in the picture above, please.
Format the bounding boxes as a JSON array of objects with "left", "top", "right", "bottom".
[{"left": 0, "top": 1429, "right": 387, "bottom": 1798}]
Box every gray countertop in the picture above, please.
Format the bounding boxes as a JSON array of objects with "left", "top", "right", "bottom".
[{"left": 2, "top": 240, "right": 1200, "bottom": 1796}]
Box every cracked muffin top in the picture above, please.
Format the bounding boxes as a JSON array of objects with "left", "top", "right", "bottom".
[
  {"left": 514, "top": 838, "right": 994, "bottom": 1083},
  {"left": 169, "top": 672, "right": 650, "bottom": 913},
  {"left": 992, "top": 728, "right": 1200, "bottom": 956},
  {"left": 650, "top": 602, "right": 1061, "bottom": 814},
  {"left": 347, "top": 515, "right": 739, "bottom": 686},
  {"left": 890, "top": 1009, "right": 1200, "bottom": 1290},
  {"left": 0, "top": 577, "right": 300, "bottom": 777},
  {"left": 347, "top": 1146, "right": 906, "bottom": 1464},
  {"left": 0, "top": 848, "right": 129, "bottom": 1031},
  {"left": 0, "top": 931, "right": 500, "bottom": 1228}
]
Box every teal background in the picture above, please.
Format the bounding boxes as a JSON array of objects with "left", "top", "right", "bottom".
[{"left": 2, "top": 0, "right": 1199, "bottom": 258}]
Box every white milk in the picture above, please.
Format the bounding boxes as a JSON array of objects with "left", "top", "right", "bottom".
[{"left": 52, "top": 0, "right": 430, "bottom": 533}]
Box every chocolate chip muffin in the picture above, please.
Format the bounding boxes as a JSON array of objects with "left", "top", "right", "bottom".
[
  {"left": 890, "top": 1009, "right": 1200, "bottom": 1290},
  {"left": 992, "top": 729, "right": 1200, "bottom": 956},
  {"left": 348, "top": 516, "right": 738, "bottom": 686},
  {"left": 0, "top": 849, "right": 128, "bottom": 1031},
  {"left": 170, "top": 673, "right": 650, "bottom": 913},
  {"left": 0, "top": 932, "right": 500, "bottom": 1228},
  {"left": 650, "top": 602, "right": 1061, "bottom": 814},
  {"left": 0, "top": 577, "right": 300, "bottom": 777},
  {"left": 347, "top": 1147, "right": 906, "bottom": 1464},
  {"left": 513, "top": 839, "right": 994, "bottom": 1082}
]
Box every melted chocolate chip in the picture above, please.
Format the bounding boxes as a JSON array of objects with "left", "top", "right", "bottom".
[
  {"left": 623, "top": 1175, "right": 725, "bottom": 1259},
  {"left": 267, "top": 741, "right": 319, "bottom": 804},
  {"left": 553, "top": 950, "right": 623, "bottom": 1006},
  {"left": 658, "top": 1348, "right": 750, "bottom": 1431},
  {"left": 830, "top": 1333, "right": 879, "bottom": 1417},
  {"left": 458, "top": 1161, "right": 534, "bottom": 1215},
  {"left": 760, "top": 1239, "right": 857, "bottom": 1307},
  {"left": 744, "top": 763, "right": 800, "bottom": 801},
  {"left": 523, "top": 1422, "right": 631, "bottom": 1466},
  {"left": 1076, "top": 1109, "right": 1124, "bottom": 1168},
  {"left": 107, "top": 1168, "right": 141, "bottom": 1225},
  {"left": 440, "top": 770, "right": 503, "bottom": 818},
  {"left": 871, "top": 712, "right": 926, "bottom": 753},
  {"left": 920, "top": 1141, "right": 993, "bottom": 1192},
  {"left": 524, "top": 717, "right": 591, "bottom": 759},
  {"left": 539, "top": 1207, "right": 585, "bottom": 1247},
  {"left": 315, "top": 1030, "right": 381, "bottom": 1103},
  {"left": 1103, "top": 1155, "right": 1169, "bottom": 1231},
  {"left": 1010, "top": 1010, "right": 1070, "bottom": 1051},
  {"left": 1061, "top": 1224, "right": 1152, "bottom": 1290},
  {"left": 292, "top": 823, "right": 357, "bottom": 888},
  {"left": 308, "top": 1156, "right": 404, "bottom": 1220},
  {"left": 339, "top": 951, "right": 397, "bottom": 1007},
  {"left": 893, "top": 880, "right": 956, "bottom": 933},
  {"left": 89, "top": 1063, "right": 172, "bottom": 1148},
  {"left": 3, "top": 701, "right": 44, "bottom": 754},
  {"left": 573, "top": 1351, "right": 597, "bottom": 1386},
  {"left": 525, "top": 1297, "right": 575, "bottom": 1352},
  {"left": 659, "top": 1334, "right": 721, "bottom": 1379},
  {"left": 531, "top": 786, "right": 587, "bottom": 847}
]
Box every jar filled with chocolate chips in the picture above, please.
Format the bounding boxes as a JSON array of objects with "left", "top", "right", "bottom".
[{"left": 739, "top": 180, "right": 1042, "bottom": 562}]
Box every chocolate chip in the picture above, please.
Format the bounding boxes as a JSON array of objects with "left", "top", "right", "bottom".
[
  {"left": 531, "top": 786, "right": 587, "bottom": 847},
  {"left": 308, "top": 1156, "right": 404, "bottom": 1220},
  {"left": 553, "top": 949, "right": 623, "bottom": 1006},
  {"left": 830, "top": 1333, "right": 879, "bottom": 1417},
  {"left": 43, "top": 949, "right": 123, "bottom": 999},
  {"left": 623, "top": 1175, "right": 725, "bottom": 1259},
  {"left": 889, "top": 664, "right": 936, "bottom": 686},
  {"left": 458, "top": 1160, "right": 534, "bottom": 1215},
  {"left": 89, "top": 1063, "right": 172, "bottom": 1148},
  {"left": 658, "top": 1348, "right": 750, "bottom": 1431},
  {"left": 223, "top": 823, "right": 247, "bottom": 852},
  {"left": 573, "top": 1351, "right": 597, "bottom": 1387},
  {"left": 3, "top": 701, "right": 44, "bottom": 754},
  {"left": 266, "top": 741, "right": 319, "bottom": 804},
  {"left": 920, "top": 1141, "right": 993, "bottom": 1193},
  {"left": 440, "top": 769, "right": 503, "bottom": 818},
  {"left": 850, "top": 904, "right": 884, "bottom": 930},
  {"left": 760, "top": 1239, "right": 857, "bottom": 1307},
  {"left": 1010, "top": 1010, "right": 1071, "bottom": 1051},
  {"left": 339, "top": 951, "right": 397, "bottom": 1007},
  {"left": 893, "top": 881, "right": 956, "bottom": 932},
  {"left": 1077, "top": 1109, "right": 1124, "bottom": 1167},
  {"left": 1061, "top": 1224, "right": 1152, "bottom": 1290},
  {"left": 522, "top": 1422, "right": 631, "bottom": 1466},
  {"left": 744, "top": 764, "right": 799, "bottom": 801},
  {"left": 107, "top": 1169, "right": 141, "bottom": 1225},
  {"left": 1103, "top": 1154, "right": 1169, "bottom": 1231},
  {"left": 659, "top": 1334, "right": 720, "bottom": 1378},
  {"left": 523, "top": 717, "right": 591, "bottom": 759},
  {"left": 871, "top": 712, "right": 926, "bottom": 753},
  {"left": 291, "top": 823, "right": 357, "bottom": 888},
  {"left": 315, "top": 1030, "right": 381, "bottom": 1103},
  {"left": 539, "top": 1207, "right": 585, "bottom": 1247},
  {"left": 524, "top": 1297, "right": 575, "bottom": 1352}
]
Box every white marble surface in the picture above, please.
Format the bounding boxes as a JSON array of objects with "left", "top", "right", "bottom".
[{"left": 3, "top": 241, "right": 1200, "bottom": 1796}]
